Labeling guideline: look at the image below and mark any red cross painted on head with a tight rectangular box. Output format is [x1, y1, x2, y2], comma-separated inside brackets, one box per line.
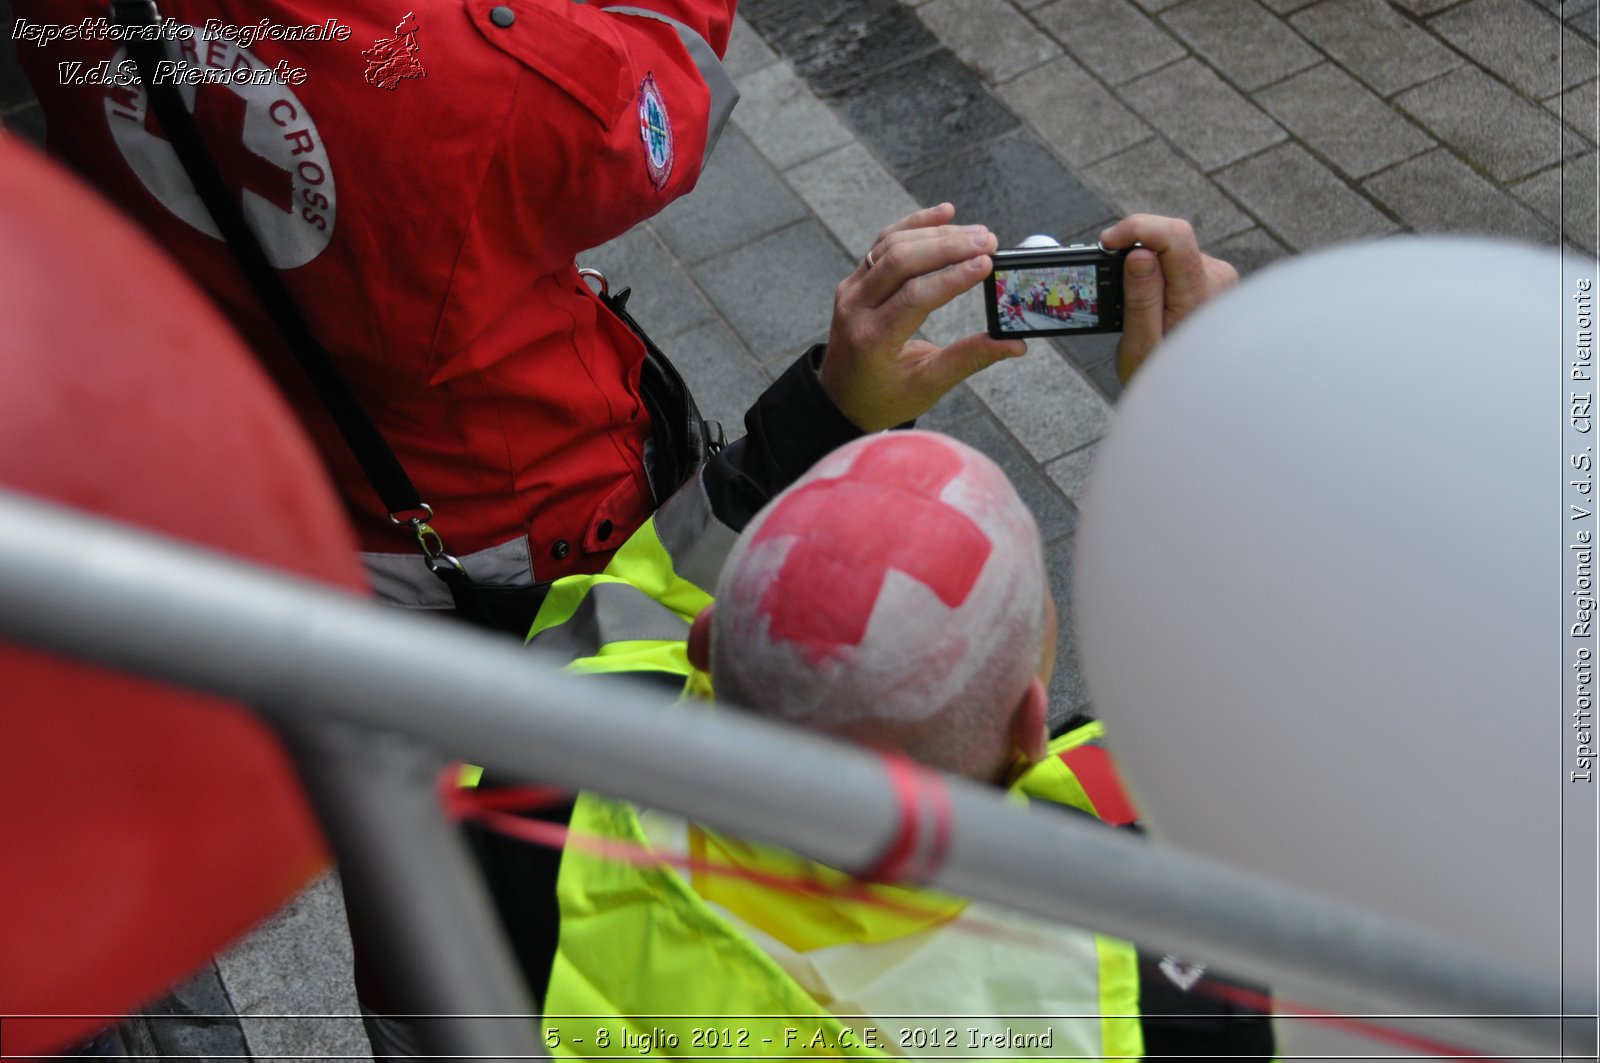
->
[143, 84, 294, 215]
[751, 435, 993, 666]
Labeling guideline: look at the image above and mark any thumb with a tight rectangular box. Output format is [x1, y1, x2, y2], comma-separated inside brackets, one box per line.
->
[1115, 248, 1163, 384]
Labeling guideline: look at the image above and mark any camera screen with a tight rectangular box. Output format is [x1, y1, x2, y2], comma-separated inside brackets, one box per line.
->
[992, 263, 1101, 334]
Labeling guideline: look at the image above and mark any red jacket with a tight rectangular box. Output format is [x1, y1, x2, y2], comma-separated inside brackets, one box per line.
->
[14, 0, 737, 603]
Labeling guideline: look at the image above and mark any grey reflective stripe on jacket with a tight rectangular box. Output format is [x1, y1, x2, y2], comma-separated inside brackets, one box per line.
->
[603, 5, 739, 164]
[525, 474, 736, 662]
[527, 580, 691, 662]
[362, 535, 533, 609]
[652, 473, 739, 594]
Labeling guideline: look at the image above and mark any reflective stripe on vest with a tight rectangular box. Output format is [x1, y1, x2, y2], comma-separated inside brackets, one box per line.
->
[1055, 741, 1140, 827]
[649, 472, 740, 595]
[544, 728, 1144, 1060]
[1012, 720, 1140, 827]
[525, 475, 727, 675]
[528, 579, 691, 668]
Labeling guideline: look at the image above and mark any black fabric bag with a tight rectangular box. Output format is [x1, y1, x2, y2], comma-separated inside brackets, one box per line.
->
[588, 272, 725, 499]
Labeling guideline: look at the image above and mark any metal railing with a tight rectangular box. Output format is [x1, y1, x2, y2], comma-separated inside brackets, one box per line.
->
[0, 487, 1584, 1061]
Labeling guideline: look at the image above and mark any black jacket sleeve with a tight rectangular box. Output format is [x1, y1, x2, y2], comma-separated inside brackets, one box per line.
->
[700, 344, 867, 532]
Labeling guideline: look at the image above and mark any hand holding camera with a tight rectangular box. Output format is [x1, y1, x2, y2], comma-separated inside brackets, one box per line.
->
[981, 214, 1239, 385]
[819, 203, 1026, 432]
[818, 209, 1237, 431]
[1102, 214, 1240, 384]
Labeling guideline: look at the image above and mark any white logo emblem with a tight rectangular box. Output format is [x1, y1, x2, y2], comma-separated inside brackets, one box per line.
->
[1159, 954, 1208, 992]
[102, 29, 335, 268]
[637, 72, 673, 191]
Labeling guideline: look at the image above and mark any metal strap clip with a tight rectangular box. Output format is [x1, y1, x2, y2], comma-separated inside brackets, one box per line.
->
[388, 503, 466, 579]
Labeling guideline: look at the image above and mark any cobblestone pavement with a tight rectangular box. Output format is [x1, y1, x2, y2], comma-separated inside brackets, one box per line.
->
[3, 0, 1596, 1055]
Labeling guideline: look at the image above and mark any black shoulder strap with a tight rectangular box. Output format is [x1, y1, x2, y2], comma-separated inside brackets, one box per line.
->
[108, 0, 463, 579]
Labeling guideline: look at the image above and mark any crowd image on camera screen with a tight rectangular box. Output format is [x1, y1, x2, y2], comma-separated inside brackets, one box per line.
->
[995, 265, 1100, 332]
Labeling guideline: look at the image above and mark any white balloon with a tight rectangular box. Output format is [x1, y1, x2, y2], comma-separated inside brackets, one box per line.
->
[1074, 238, 1597, 1025]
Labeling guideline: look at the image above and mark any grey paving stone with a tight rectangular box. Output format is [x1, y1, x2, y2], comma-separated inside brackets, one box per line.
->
[1131, 0, 1202, 17]
[1388, 0, 1467, 14]
[1289, 0, 1462, 95]
[1256, 62, 1436, 178]
[1062, 218, 1120, 245]
[652, 126, 807, 265]
[724, 14, 779, 79]
[215, 872, 370, 1062]
[1395, 66, 1579, 182]
[918, 381, 985, 430]
[748, 0, 941, 96]
[829, 50, 1018, 178]
[1215, 141, 1398, 248]
[943, 408, 1080, 544]
[692, 219, 854, 359]
[1363, 148, 1556, 241]
[1430, 0, 1596, 98]
[1570, 0, 1599, 40]
[730, 60, 855, 171]
[1033, 0, 1189, 85]
[916, 0, 1064, 83]
[1256, 0, 1327, 16]
[1043, 533, 1091, 723]
[920, 283, 991, 351]
[904, 129, 1117, 248]
[577, 226, 715, 342]
[734, 0, 807, 17]
[962, 341, 1112, 461]
[1208, 224, 1294, 276]
[1056, 331, 1123, 370]
[664, 318, 775, 432]
[997, 55, 1154, 169]
[135, 965, 253, 1062]
[1082, 138, 1254, 243]
[1084, 356, 1126, 402]
[1516, 0, 1593, 36]
[1044, 440, 1104, 507]
[1512, 152, 1600, 251]
[1550, 78, 1599, 142]
[1159, 0, 1322, 90]
[785, 141, 923, 259]
[1119, 59, 1287, 171]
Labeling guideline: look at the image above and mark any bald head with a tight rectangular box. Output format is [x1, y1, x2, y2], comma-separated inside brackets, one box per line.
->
[708, 431, 1049, 781]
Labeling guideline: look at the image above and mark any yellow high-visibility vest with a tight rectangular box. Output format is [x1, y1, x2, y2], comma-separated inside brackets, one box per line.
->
[542, 725, 1143, 1061]
[522, 480, 1142, 1060]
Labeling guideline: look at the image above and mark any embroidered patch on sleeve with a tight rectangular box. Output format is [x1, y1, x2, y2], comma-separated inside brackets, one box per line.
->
[637, 72, 674, 190]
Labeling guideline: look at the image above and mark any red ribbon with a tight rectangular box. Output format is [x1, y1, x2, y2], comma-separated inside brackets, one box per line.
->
[440, 762, 1506, 1061]
[853, 752, 953, 885]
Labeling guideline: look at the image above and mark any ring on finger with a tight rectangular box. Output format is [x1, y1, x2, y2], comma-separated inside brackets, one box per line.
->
[865, 249, 877, 270]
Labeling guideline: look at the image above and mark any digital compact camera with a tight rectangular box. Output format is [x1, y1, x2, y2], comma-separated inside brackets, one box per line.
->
[983, 242, 1128, 339]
